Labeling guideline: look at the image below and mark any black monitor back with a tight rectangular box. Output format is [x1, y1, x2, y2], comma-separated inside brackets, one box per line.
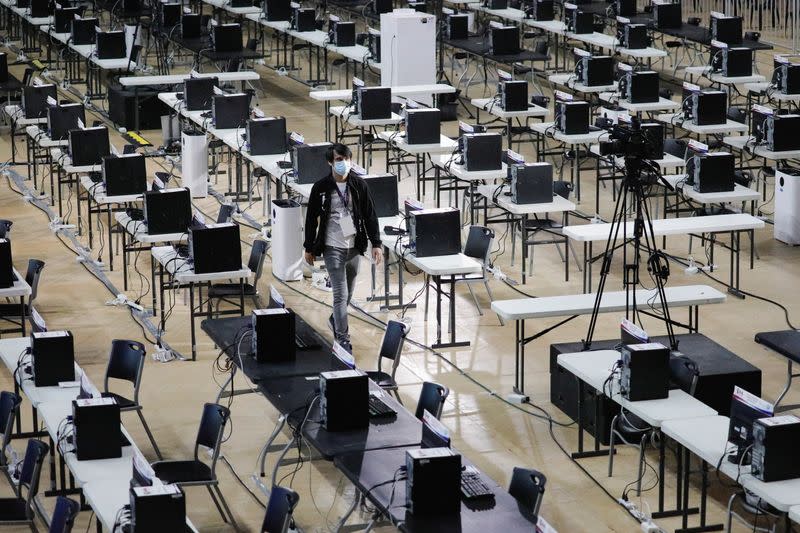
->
[144, 188, 193, 235]
[48, 104, 85, 140]
[68, 127, 110, 167]
[184, 77, 218, 111]
[364, 174, 399, 218]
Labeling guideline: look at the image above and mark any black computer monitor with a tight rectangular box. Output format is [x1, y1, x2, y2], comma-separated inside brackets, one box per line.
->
[364, 174, 399, 218]
[293, 143, 331, 184]
[184, 77, 218, 111]
[160, 2, 181, 27]
[181, 13, 202, 39]
[71, 17, 98, 45]
[212, 93, 250, 129]
[48, 103, 85, 141]
[23, 84, 57, 119]
[53, 7, 81, 33]
[68, 127, 110, 167]
[212, 23, 243, 53]
[29, 0, 50, 19]
[0, 53, 8, 84]
[0, 238, 13, 290]
[102, 154, 147, 196]
[727, 386, 773, 464]
[143, 188, 193, 235]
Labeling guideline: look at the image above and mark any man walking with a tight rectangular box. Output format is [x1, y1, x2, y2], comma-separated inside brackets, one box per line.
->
[303, 143, 382, 352]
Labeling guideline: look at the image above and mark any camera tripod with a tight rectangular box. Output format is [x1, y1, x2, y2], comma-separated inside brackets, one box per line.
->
[582, 153, 679, 351]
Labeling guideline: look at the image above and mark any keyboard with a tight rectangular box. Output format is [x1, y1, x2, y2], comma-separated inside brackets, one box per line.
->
[295, 332, 320, 350]
[461, 466, 494, 501]
[368, 394, 396, 418]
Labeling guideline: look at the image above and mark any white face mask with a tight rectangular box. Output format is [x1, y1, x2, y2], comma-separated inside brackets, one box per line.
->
[333, 159, 350, 177]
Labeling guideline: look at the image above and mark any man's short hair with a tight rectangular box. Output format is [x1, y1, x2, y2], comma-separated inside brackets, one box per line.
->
[326, 143, 352, 163]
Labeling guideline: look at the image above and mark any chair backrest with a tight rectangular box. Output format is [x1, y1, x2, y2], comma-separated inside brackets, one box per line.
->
[18, 439, 48, 518]
[376, 320, 407, 373]
[49, 496, 80, 533]
[225, 58, 242, 72]
[216, 204, 235, 224]
[129, 44, 143, 64]
[261, 485, 299, 533]
[24, 260, 45, 305]
[0, 392, 21, 468]
[463, 226, 494, 265]
[669, 354, 700, 396]
[21, 68, 34, 86]
[664, 138, 687, 159]
[508, 467, 546, 523]
[534, 40, 548, 56]
[248, 240, 269, 285]
[0, 220, 11, 238]
[553, 181, 572, 200]
[727, 106, 746, 124]
[194, 403, 230, 477]
[415, 382, 449, 420]
[105, 340, 146, 401]
[246, 37, 258, 51]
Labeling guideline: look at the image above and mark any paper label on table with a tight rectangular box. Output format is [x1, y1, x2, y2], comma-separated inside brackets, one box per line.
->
[759, 414, 800, 426]
[251, 108, 265, 119]
[253, 308, 288, 316]
[352, 76, 365, 88]
[58, 381, 80, 388]
[573, 47, 590, 57]
[627, 342, 667, 351]
[621, 318, 648, 343]
[506, 149, 524, 164]
[212, 86, 225, 96]
[709, 10, 724, 18]
[133, 484, 181, 497]
[442, 6, 454, 14]
[489, 20, 505, 29]
[687, 140, 708, 153]
[616, 16, 630, 23]
[497, 69, 512, 81]
[269, 285, 285, 308]
[459, 121, 474, 133]
[733, 386, 774, 415]
[183, 6, 191, 13]
[554, 90, 573, 102]
[75, 397, 116, 407]
[322, 369, 362, 380]
[32, 77, 44, 86]
[193, 211, 206, 225]
[422, 410, 450, 440]
[332, 343, 356, 368]
[752, 104, 773, 116]
[564, 2, 577, 8]
[405, 99, 420, 111]
[775, 54, 791, 64]
[34, 330, 69, 338]
[329, 14, 340, 21]
[351, 163, 366, 175]
[618, 111, 632, 123]
[46, 96, 57, 107]
[617, 62, 633, 72]
[289, 131, 304, 145]
[290, 1, 300, 8]
[537, 516, 558, 533]
[73, 13, 80, 19]
[30, 308, 46, 332]
[711, 39, 728, 49]
[682, 81, 701, 92]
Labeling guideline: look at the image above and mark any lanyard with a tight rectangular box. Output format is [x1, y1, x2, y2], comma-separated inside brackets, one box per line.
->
[334, 183, 350, 213]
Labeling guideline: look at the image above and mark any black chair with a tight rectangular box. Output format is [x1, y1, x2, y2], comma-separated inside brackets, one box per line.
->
[0, 392, 21, 480]
[414, 382, 449, 420]
[207, 239, 269, 317]
[522, 181, 579, 281]
[151, 403, 238, 529]
[450, 226, 502, 325]
[0, 259, 45, 336]
[0, 439, 48, 531]
[365, 320, 408, 402]
[261, 485, 299, 533]
[216, 204, 235, 224]
[728, 106, 747, 124]
[508, 467, 547, 523]
[101, 340, 162, 459]
[48, 496, 80, 533]
[0, 220, 11, 238]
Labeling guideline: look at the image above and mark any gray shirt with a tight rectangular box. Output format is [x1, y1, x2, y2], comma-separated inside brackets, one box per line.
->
[325, 181, 355, 249]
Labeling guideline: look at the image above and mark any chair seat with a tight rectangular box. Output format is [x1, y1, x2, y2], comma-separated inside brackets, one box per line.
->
[208, 283, 256, 298]
[665, 41, 682, 48]
[0, 304, 29, 318]
[524, 219, 561, 230]
[152, 459, 213, 484]
[365, 371, 397, 389]
[101, 392, 137, 410]
[0, 497, 29, 522]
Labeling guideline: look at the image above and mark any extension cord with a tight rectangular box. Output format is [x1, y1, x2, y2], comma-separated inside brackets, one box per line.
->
[152, 347, 176, 363]
[684, 256, 698, 275]
[506, 392, 530, 404]
[640, 521, 660, 533]
[251, 474, 270, 496]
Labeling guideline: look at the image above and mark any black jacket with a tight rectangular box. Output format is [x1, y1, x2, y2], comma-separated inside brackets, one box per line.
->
[303, 172, 382, 256]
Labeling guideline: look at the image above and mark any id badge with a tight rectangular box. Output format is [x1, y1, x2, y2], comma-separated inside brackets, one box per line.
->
[340, 214, 357, 237]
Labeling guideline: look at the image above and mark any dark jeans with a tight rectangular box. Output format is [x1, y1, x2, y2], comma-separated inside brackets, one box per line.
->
[323, 246, 361, 344]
